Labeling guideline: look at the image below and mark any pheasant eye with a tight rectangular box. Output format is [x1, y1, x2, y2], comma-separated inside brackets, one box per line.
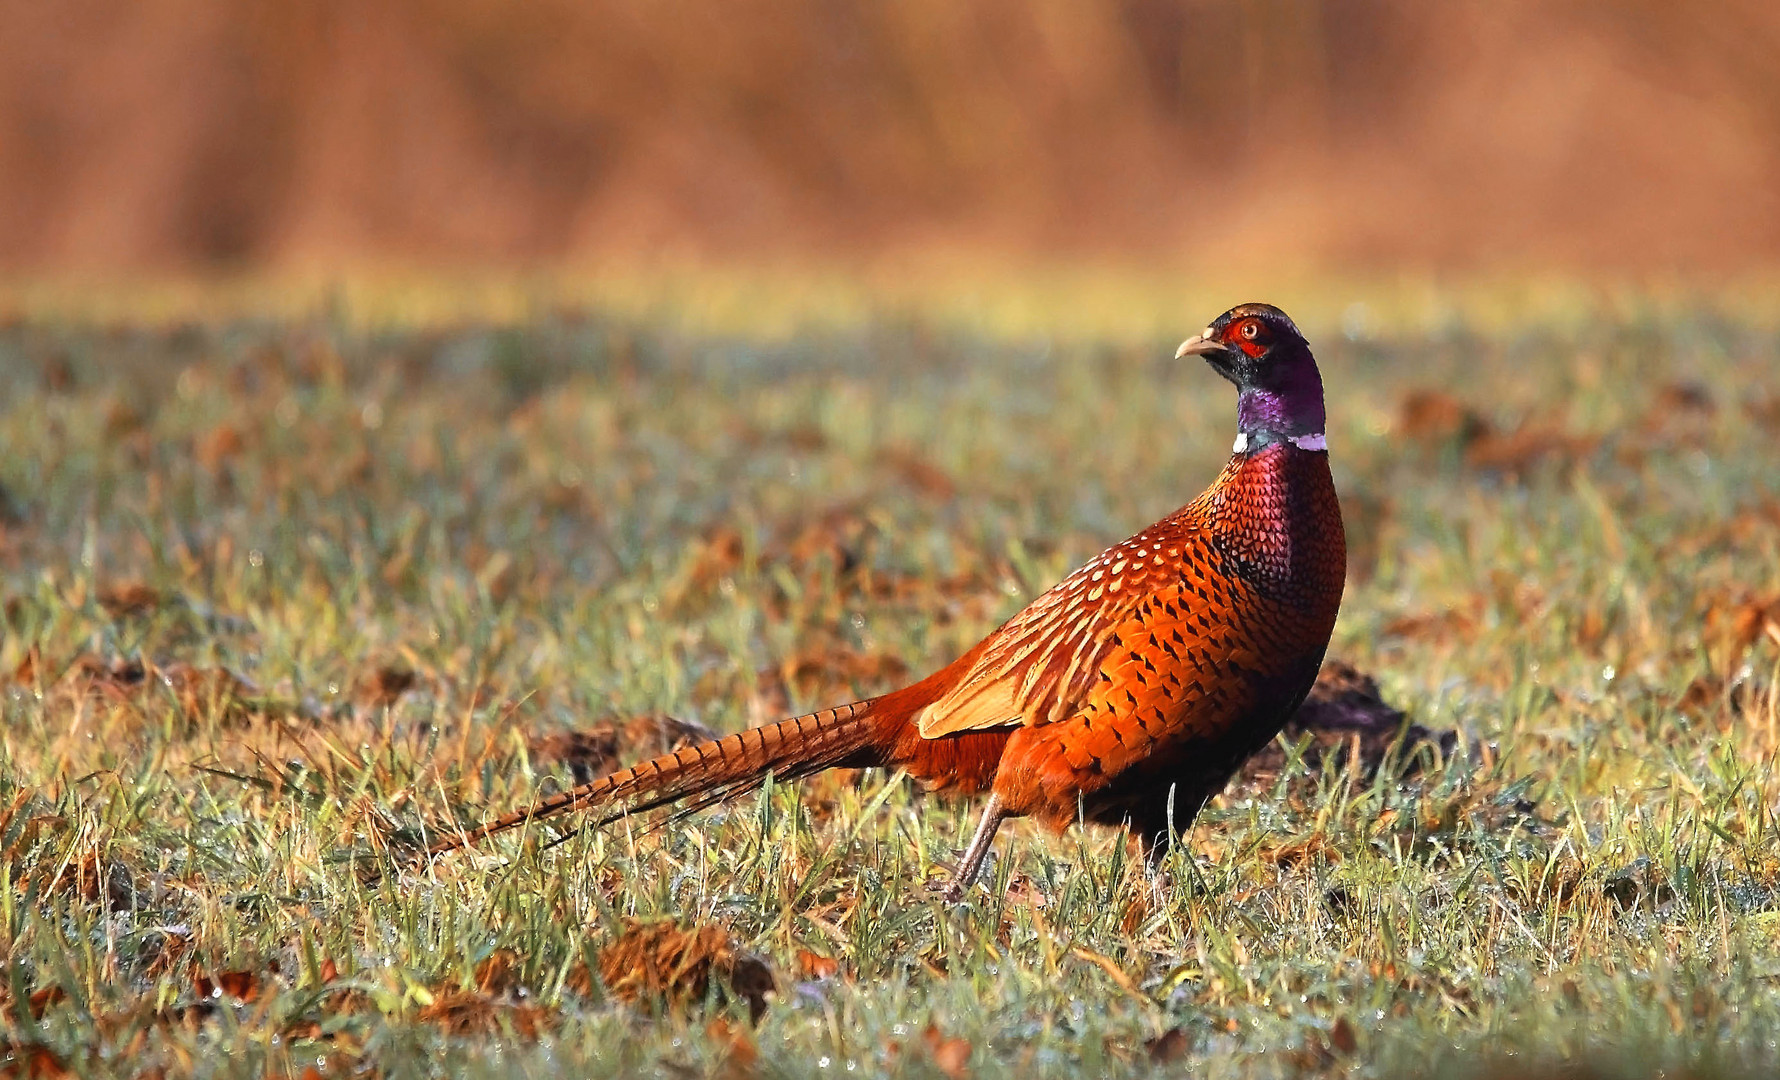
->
[1240, 321, 1259, 340]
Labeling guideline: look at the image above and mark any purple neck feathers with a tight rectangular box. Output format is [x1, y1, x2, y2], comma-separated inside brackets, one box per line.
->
[1237, 357, 1325, 439]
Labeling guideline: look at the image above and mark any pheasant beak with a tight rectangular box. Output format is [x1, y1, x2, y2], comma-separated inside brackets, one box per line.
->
[1177, 329, 1241, 384]
[1174, 330, 1224, 359]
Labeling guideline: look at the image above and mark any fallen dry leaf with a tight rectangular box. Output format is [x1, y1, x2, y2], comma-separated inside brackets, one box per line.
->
[193, 967, 268, 1004]
[622, 714, 723, 759]
[1145, 1027, 1189, 1063]
[44, 851, 137, 911]
[593, 919, 775, 1022]
[1747, 389, 1780, 431]
[1705, 591, 1780, 666]
[1650, 380, 1716, 417]
[1399, 390, 1490, 447]
[530, 713, 726, 785]
[103, 399, 144, 438]
[794, 949, 840, 980]
[529, 726, 622, 783]
[1379, 598, 1482, 644]
[682, 526, 747, 593]
[882, 445, 957, 499]
[358, 665, 417, 708]
[8, 647, 40, 685]
[1258, 833, 1342, 869]
[922, 1025, 972, 1080]
[706, 1016, 760, 1078]
[1673, 672, 1764, 719]
[414, 991, 552, 1038]
[97, 582, 163, 618]
[0, 1043, 70, 1079]
[142, 927, 194, 979]
[782, 508, 874, 577]
[25, 988, 66, 1020]
[35, 654, 268, 733]
[779, 644, 908, 701]
[471, 949, 523, 995]
[195, 424, 245, 471]
[153, 662, 259, 724]
[1463, 422, 1595, 476]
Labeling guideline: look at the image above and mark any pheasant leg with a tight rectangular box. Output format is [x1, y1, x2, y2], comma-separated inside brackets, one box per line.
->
[943, 794, 1008, 902]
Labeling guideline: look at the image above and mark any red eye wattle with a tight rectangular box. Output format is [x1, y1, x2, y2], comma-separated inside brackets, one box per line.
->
[1228, 318, 1271, 356]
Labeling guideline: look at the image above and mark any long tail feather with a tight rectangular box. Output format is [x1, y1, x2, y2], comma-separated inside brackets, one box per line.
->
[423, 698, 888, 861]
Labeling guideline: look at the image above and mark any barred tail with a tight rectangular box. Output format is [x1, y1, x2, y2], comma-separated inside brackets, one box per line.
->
[424, 699, 892, 860]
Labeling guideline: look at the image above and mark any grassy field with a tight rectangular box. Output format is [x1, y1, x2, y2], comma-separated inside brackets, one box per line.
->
[2, 281, 1778, 1078]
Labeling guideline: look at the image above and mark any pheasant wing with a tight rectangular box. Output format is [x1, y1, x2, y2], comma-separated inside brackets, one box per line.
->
[916, 522, 1212, 737]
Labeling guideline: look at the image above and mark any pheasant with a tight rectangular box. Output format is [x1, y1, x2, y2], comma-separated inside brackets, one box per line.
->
[421, 303, 1345, 898]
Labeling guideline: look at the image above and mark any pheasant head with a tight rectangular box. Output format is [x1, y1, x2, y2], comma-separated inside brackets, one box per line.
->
[1176, 303, 1325, 453]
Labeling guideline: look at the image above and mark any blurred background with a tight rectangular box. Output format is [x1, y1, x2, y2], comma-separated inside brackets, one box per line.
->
[3, 0, 1778, 278]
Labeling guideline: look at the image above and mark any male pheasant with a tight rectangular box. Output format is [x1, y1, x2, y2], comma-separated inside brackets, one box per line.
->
[423, 304, 1346, 898]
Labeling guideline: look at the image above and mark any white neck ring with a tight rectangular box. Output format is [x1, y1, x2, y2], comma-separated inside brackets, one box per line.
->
[1232, 432, 1326, 453]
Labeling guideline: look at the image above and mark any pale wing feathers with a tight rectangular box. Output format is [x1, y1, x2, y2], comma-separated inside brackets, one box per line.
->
[915, 524, 1206, 738]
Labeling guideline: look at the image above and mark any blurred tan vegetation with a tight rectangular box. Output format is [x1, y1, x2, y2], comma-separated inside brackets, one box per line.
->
[3, 0, 1778, 273]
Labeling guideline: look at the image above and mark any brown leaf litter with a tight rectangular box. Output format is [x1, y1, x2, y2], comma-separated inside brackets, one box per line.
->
[1144, 1026, 1189, 1063]
[589, 918, 775, 1022]
[1672, 669, 1768, 720]
[529, 714, 721, 784]
[356, 664, 417, 708]
[1397, 390, 1598, 476]
[0, 1042, 70, 1079]
[1398, 390, 1491, 447]
[22, 945, 554, 1065]
[920, 1024, 972, 1079]
[794, 949, 841, 980]
[9, 652, 264, 730]
[194, 423, 247, 472]
[39, 850, 140, 912]
[777, 643, 909, 702]
[671, 506, 1005, 625]
[1379, 594, 1485, 645]
[96, 581, 165, 619]
[1702, 590, 1780, 667]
